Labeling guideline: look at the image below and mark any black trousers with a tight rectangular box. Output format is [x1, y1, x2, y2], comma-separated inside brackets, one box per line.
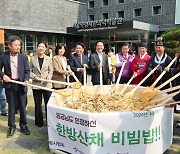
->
[5, 83, 27, 128]
[32, 89, 52, 127]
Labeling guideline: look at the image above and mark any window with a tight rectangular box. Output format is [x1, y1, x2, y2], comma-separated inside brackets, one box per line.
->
[118, 0, 124, 3]
[89, 1, 94, 8]
[118, 11, 124, 18]
[102, 12, 109, 19]
[103, 0, 108, 6]
[153, 6, 162, 15]
[25, 34, 36, 51]
[89, 15, 94, 21]
[134, 8, 142, 17]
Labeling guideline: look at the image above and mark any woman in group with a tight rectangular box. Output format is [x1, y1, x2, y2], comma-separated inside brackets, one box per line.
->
[52, 43, 72, 89]
[30, 41, 53, 127]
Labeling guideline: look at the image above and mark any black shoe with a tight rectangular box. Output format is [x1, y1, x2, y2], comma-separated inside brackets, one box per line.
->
[20, 125, 30, 135]
[7, 127, 16, 138]
[1, 113, 8, 116]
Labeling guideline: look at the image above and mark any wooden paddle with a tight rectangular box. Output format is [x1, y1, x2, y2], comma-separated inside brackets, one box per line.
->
[38, 78, 82, 89]
[141, 90, 179, 110]
[123, 65, 159, 99]
[83, 65, 87, 86]
[141, 56, 177, 101]
[149, 90, 179, 104]
[82, 65, 88, 92]
[68, 68, 80, 83]
[111, 61, 126, 93]
[145, 101, 180, 110]
[119, 72, 137, 96]
[10, 80, 71, 97]
[146, 85, 180, 105]
[161, 85, 180, 93]
[141, 72, 180, 101]
[115, 61, 126, 85]
[156, 72, 180, 90]
[100, 66, 103, 87]
[98, 66, 105, 94]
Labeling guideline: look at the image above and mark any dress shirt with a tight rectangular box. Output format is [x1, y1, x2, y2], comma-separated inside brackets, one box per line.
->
[10, 53, 18, 79]
[97, 52, 103, 65]
[78, 54, 82, 64]
[140, 52, 147, 59]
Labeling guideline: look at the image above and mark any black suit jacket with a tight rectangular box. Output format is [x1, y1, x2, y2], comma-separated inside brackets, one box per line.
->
[89, 52, 109, 85]
[68, 53, 88, 83]
[0, 51, 30, 92]
[147, 53, 173, 89]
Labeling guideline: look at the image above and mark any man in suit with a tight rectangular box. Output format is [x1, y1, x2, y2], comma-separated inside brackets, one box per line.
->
[89, 41, 109, 85]
[68, 42, 88, 84]
[47, 47, 55, 58]
[147, 37, 174, 89]
[0, 35, 30, 138]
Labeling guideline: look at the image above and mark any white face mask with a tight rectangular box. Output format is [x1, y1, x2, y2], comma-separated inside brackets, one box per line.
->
[30, 53, 33, 56]
[108, 52, 113, 56]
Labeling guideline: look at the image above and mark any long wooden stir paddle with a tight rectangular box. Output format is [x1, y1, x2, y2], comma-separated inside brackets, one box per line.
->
[10, 80, 71, 97]
[97, 66, 105, 94]
[149, 90, 179, 104]
[123, 65, 159, 99]
[83, 65, 87, 87]
[119, 72, 137, 96]
[111, 61, 126, 93]
[161, 85, 180, 93]
[38, 78, 82, 89]
[141, 56, 177, 101]
[145, 101, 180, 110]
[115, 61, 126, 85]
[141, 72, 180, 101]
[68, 68, 81, 83]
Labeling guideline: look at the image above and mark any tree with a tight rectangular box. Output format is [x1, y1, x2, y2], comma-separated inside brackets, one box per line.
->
[161, 27, 180, 53]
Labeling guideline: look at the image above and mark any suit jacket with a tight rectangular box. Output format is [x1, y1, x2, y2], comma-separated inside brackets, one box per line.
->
[47, 53, 55, 58]
[52, 55, 69, 88]
[30, 55, 53, 89]
[68, 53, 88, 83]
[89, 52, 109, 85]
[0, 51, 30, 92]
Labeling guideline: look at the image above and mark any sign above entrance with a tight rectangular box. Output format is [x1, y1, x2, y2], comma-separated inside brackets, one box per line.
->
[73, 18, 123, 32]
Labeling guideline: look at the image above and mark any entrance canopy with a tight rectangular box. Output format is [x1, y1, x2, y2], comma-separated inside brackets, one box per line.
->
[67, 20, 159, 34]
[67, 20, 159, 54]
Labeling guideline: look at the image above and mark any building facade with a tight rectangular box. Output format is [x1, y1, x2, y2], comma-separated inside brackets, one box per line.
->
[0, 0, 179, 55]
[0, 0, 86, 56]
[68, 0, 180, 53]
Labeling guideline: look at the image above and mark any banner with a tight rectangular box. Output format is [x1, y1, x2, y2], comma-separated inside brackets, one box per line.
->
[47, 95, 173, 154]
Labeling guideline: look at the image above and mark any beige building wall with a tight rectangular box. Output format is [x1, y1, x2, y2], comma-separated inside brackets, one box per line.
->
[0, 0, 87, 33]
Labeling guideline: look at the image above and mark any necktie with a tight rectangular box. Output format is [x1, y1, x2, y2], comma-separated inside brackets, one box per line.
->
[78, 55, 82, 64]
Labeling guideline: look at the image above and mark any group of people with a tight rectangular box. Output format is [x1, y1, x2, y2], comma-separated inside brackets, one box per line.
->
[0, 35, 179, 139]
